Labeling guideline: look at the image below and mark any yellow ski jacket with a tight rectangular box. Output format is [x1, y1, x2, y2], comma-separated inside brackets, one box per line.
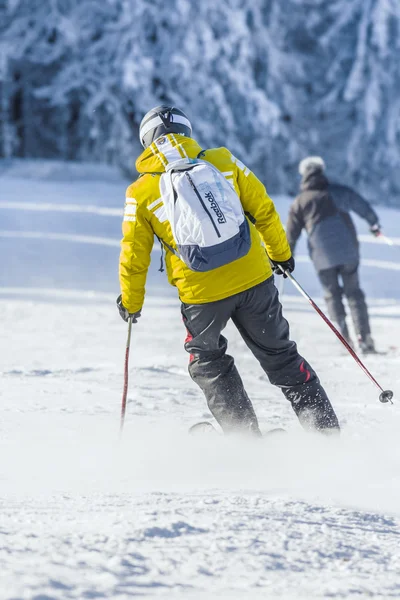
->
[119, 134, 291, 313]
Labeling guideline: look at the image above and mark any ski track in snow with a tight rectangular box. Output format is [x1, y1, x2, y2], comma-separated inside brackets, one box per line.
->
[1, 163, 400, 599]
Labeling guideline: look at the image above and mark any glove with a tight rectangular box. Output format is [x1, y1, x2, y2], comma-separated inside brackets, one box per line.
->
[370, 223, 381, 237]
[116, 295, 141, 323]
[270, 256, 295, 278]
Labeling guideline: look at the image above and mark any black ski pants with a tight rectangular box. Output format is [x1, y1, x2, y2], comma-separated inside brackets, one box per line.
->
[181, 277, 339, 434]
[318, 263, 371, 340]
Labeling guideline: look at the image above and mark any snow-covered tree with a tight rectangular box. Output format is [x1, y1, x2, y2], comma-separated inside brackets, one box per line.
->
[1, 0, 399, 204]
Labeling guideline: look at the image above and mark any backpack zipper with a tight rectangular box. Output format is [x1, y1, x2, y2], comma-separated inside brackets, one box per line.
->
[185, 171, 221, 238]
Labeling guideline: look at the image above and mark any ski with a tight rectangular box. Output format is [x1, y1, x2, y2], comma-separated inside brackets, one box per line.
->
[189, 422, 287, 437]
[340, 346, 398, 357]
[188, 421, 218, 436]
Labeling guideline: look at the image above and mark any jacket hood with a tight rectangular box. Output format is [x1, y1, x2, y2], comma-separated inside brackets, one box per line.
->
[301, 169, 329, 191]
[135, 134, 203, 174]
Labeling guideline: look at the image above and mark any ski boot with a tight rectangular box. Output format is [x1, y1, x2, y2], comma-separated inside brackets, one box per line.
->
[358, 334, 377, 355]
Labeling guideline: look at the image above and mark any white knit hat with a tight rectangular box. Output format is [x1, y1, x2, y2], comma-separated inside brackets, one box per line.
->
[298, 156, 326, 176]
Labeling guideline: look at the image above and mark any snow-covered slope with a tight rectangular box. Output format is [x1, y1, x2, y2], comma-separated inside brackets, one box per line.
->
[1, 161, 400, 599]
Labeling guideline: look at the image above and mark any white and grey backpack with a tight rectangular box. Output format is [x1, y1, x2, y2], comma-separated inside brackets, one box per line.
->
[159, 158, 250, 272]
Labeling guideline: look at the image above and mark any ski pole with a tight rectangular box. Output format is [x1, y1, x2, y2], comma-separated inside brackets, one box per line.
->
[377, 231, 400, 250]
[120, 316, 133, 434]
[279, 268, 393, 404]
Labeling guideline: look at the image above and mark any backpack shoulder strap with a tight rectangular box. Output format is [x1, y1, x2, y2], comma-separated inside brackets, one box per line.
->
[139, 172, 163, 177]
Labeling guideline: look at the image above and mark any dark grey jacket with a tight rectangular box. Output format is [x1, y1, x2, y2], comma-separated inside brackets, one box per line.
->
[286, 171, 379, 272]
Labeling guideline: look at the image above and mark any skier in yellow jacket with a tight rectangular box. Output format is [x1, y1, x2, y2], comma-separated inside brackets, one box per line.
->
[117, 105, 339, 435]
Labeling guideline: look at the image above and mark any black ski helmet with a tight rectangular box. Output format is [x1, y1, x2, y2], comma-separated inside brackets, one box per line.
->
[139, 105, 192, 148]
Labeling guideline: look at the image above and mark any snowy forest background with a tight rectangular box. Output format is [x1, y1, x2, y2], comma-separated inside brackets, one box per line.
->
[1, 0, 400, 205]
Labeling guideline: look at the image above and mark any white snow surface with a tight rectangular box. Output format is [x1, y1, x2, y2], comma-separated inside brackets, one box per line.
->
[1, 160, 400, 599]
